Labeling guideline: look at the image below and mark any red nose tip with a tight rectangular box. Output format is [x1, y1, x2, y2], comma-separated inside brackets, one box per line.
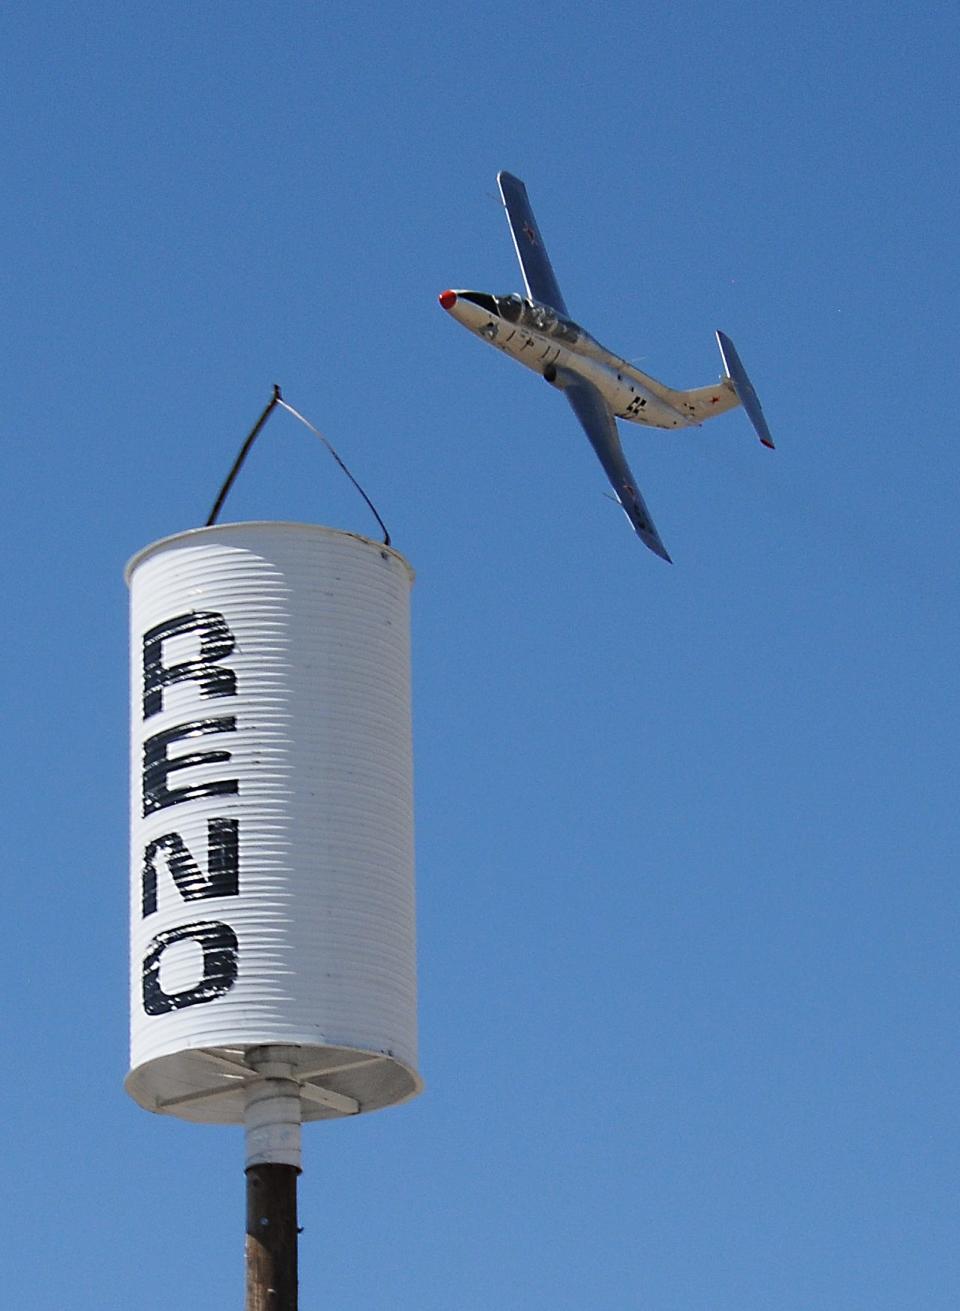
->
[438, 290, 457, 310]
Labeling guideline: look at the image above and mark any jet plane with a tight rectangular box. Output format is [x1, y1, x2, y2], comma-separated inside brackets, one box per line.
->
[439, 171, 774, 562]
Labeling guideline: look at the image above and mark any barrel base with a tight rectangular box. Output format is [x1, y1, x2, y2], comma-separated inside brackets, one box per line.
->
[125, 1041, 422, 1124]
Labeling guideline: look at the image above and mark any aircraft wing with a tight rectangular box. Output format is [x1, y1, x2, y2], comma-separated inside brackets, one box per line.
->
[556, 369, 671, 562]
[498, 171, 570, 317]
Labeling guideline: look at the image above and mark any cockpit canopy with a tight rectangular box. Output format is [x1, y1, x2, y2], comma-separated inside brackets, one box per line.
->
[459, 291, 582, 345]
[459, 291, 500, 316]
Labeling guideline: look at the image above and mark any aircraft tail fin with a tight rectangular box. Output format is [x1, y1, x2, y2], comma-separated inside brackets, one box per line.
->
[715, 330, 775, 449]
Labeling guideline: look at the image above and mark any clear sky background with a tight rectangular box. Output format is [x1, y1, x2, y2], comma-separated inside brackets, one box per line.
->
[2, 3, 957, 1307]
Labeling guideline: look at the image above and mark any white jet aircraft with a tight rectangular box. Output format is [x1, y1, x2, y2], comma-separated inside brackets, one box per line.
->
[439, 171, 774, 562]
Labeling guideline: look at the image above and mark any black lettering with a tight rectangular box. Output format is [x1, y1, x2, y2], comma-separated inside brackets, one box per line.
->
[142, 921, 239, 1015]
[142, 717, 238, 816]
[142, 818, 239, 917]
[143, 611, 236, 720]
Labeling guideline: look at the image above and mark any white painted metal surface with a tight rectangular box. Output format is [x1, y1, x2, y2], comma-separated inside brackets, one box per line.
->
[244, 1049, 302, 1169]
[125, 523, 420, 1123]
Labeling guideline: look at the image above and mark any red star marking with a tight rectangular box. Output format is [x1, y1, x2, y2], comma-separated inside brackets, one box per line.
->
[522, 223, 538, 246]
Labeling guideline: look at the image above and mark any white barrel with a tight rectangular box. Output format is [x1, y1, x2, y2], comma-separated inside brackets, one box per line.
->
[125, 523, 420, 1124]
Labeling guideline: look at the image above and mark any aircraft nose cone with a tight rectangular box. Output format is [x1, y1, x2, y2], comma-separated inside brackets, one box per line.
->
[438, 290, 457, 310]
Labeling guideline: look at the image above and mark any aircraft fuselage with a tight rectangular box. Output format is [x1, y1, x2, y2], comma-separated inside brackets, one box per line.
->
[439, 290, 698, 430]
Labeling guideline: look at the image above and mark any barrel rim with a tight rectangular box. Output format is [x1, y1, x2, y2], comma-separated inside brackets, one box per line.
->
[125, 521, 414, 587]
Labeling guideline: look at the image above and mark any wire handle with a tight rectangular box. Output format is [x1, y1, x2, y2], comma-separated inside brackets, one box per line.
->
[206, 385, 391, 546]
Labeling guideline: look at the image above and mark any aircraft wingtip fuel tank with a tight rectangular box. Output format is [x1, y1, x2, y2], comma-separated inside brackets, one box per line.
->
[439, 173, 775, 561]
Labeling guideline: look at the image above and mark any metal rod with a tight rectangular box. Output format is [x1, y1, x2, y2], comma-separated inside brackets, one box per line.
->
[205, 385, 391, 544]
[274, 397, 391, 545]
[245, 1163, 299, 1311]
[206, 385, 282, 526]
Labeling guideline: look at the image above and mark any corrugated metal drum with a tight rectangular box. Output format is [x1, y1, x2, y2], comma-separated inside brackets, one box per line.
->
[125, 522, 420, 1124]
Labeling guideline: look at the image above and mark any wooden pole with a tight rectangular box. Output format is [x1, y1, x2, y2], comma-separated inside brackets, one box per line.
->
[245, 1162, 299, 1310]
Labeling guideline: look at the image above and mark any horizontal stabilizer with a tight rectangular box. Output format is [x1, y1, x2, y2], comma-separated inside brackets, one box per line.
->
[716, 330, 775, 449]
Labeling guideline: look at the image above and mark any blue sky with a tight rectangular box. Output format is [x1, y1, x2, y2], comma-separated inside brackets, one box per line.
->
[2, 3, 958, 1307]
